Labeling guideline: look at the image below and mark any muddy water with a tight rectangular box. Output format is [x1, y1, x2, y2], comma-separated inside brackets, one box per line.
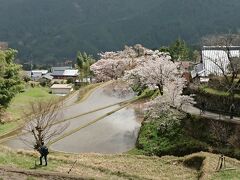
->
[3, 84, 141, 153]
[60, 86, 134, 121]
[52, 107, 141, 153]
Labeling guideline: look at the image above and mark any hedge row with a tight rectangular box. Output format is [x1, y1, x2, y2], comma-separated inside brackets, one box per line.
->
[137, 113, 240, 159]
[189, 87, 240, 116]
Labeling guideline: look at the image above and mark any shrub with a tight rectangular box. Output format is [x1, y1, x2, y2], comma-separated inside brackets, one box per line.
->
[189, 86, 240, 116]
[137, 112, 240, 158]
[67, 78, 74, 84]
[137, 116, 208, 157]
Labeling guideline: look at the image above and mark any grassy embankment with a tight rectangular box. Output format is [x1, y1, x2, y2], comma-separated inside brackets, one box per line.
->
[128, 114, 210, 159]
[1, 145, 240, 179]
[0, 83, 102, 138]
[77, 83, 102, 102]
[0, 87, 58, 136]
[201, 86, 240, 98]
[127, 88, 202, 155]
[129, 88, 240, 171]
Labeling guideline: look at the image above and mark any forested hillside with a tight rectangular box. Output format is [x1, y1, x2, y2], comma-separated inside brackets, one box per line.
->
[0, 0, 240, 64]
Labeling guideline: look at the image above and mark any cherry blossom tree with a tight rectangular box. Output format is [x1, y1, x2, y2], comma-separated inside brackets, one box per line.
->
[90, 58, 127, 82]
[145, 78, 194, 119]
[124, 56, 175, 95]
[90, 44, 171, 82]
[90, 44, 194, 123]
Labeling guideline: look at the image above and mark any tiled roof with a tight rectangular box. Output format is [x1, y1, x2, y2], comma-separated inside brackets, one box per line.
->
[52, 70, 65, 76]
[51, 66, 72, 72]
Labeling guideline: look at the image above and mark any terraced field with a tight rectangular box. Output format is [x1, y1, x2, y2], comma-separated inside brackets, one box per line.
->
[2, 82, 141, 154]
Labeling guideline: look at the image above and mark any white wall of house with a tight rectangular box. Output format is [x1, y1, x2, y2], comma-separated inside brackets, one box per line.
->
[51, 88, 72, 95]
[50, 84, 73, 95]
[202, 47, 240, 76]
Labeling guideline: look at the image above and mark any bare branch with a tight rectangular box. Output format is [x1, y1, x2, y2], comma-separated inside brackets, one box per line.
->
[22, 99, 68, 150]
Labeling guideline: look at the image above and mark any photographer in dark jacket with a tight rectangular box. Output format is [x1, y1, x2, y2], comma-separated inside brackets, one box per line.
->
[37, 142, 49, 166]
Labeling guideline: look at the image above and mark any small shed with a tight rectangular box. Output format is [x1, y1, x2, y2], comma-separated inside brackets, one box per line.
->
[50, 84, 73, 95]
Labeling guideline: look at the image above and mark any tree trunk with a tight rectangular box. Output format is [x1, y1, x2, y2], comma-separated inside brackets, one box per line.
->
[157, 84, 164, 95]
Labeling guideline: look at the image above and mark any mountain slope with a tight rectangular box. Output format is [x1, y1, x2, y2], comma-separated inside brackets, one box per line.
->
[0, 0, 240, 64]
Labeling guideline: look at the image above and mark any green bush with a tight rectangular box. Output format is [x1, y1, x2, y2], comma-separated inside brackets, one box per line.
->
[138, 89, 157, 99]
[137, 119, 208, 157]
[66, 78, 74, 84]
[189, 87, 240, 116]
[137, 111, 240, 159]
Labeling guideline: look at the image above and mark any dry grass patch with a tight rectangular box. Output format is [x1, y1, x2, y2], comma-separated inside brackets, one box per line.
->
[183, 152, 240, 180]
[51, 153, 199, 179]
[1, 146, 240, 179]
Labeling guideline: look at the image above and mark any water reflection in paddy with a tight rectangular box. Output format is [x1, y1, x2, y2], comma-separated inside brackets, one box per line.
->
[3, 84, 141, 153]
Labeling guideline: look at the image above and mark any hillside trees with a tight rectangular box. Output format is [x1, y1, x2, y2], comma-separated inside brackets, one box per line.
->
[1, 0, 240, 64]
[160, 38, 190, 62]
[0, 49, 23, 122]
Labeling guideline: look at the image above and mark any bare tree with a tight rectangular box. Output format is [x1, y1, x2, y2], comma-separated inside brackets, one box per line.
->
[210, 120, 232, 171]
[21, 100, 69, 150]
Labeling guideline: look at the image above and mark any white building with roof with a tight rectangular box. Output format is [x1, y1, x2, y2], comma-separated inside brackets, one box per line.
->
[24, 70, 48, 81]
[202, 46, 240, 76]
[51, 66, 79, 79]
[63, 69, 78, 77]
[50, 84, 73, 95]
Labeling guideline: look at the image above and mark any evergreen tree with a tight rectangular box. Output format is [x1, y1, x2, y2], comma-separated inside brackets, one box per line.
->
[76, 51, 95, 81]
[169, 38, 190, 61]
[0, 49, 23, 122]
[160, 38, 190, 62]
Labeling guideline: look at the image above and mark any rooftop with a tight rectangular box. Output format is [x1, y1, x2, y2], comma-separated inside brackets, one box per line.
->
[31, 70, 48, 74]
[52, 69, 79, 77]
[42, 73, 54, 80]
[51, 84, 73, 89]
[202, 46, 240, 51]
[63, 69, 78, 76]
[51, 66, 72, 72]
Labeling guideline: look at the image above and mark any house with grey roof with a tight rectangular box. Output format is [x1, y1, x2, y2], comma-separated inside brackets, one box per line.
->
[51, 66, 79, 80]
[42, 73, 54, 80]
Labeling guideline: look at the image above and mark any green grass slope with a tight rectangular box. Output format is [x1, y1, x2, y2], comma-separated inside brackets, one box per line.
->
[0, 87, 58, 137]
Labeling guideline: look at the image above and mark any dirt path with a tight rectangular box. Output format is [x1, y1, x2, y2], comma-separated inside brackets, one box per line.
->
[0, 166, 85, 180]
[182, 104, 240, 125]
